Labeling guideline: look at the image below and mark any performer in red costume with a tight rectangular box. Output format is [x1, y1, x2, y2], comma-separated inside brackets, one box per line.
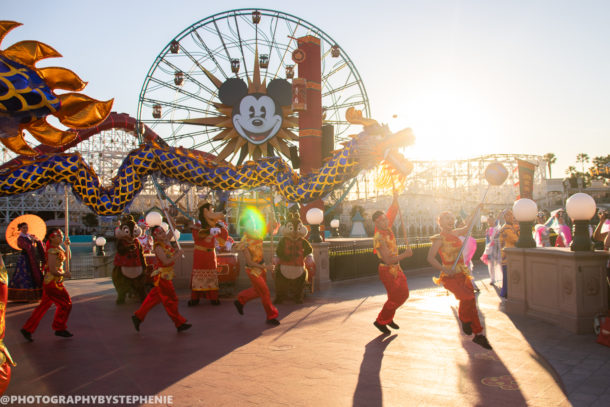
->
[0, 254, 15, 394]
[427, 206, 492, 350]
[8, 222, 45, 302]
[371, 192, 412, 334]
[233, 215, 280, 326]
[132, 225, 191, 333]
[21, 228, 73, 340]
[188, 203, 229, 307]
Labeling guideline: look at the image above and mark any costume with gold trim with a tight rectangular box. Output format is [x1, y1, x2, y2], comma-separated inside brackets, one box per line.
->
[22, 246, 72, 335]
[373, 199, 409, 325]
[134, 240, 186, 328]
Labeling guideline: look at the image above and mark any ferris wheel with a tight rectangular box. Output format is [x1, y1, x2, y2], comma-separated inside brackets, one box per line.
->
[137, 8, 370, 165]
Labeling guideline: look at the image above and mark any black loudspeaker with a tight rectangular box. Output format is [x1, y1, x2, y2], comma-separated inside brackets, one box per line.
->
[322, 124, 334, 159]
[289, 145, 300, 169]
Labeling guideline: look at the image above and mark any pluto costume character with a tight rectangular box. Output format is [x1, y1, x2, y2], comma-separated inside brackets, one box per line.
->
[112, 216, 146, 304]
[274, 211, 313, 304]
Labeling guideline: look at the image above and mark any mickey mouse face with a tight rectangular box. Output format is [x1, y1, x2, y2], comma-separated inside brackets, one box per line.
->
[219, 77, 292, 146]
[233, 94, 282, 145]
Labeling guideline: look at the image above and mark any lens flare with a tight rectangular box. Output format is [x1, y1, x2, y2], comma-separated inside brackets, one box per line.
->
[239, 206, 267, 238]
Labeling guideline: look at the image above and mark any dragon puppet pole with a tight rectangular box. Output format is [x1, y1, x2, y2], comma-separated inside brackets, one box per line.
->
[391, 179, 407, 242]
[64, 186, 70, 274]
[153, 180, 184, 258]
[447, 162, 508, 273]
[448, 187, 489, 273]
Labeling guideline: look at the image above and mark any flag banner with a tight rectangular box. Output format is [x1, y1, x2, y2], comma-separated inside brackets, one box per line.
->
[517, 159, 536, 199]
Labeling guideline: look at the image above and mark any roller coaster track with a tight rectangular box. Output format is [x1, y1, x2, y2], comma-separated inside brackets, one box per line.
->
[0, 112, 218, 171]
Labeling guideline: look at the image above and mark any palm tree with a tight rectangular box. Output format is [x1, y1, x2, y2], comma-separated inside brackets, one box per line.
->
[543, 153, 557, 178]
[576, 153, 590, 174]
[565, 166, 577, 176]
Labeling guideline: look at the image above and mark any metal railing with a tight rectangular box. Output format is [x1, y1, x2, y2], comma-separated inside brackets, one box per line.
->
[328, 238, 485, 281]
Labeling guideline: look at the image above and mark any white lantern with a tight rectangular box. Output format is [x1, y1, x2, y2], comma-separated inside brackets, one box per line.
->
[172, 230, 181, 241]
[512, 199, 538, 222]
[480, 215, 488, 224]
[566, 193, 596, 221]
[306, 208, 324, 225]
[330, 219, 340, 228]
[145, 211, 163, 227]
[95, 236, 107, 246]
[161, 222, 169, 233]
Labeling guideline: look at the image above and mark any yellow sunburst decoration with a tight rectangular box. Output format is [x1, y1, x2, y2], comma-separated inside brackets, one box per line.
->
[179, 49, 297, 163]
[0, 21, 113, 156]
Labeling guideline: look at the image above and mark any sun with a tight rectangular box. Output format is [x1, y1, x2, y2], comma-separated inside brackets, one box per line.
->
[179, 50, 297, 164]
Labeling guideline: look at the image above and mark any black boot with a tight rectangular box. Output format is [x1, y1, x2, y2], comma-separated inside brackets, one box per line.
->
[473, 334, 492, 350]
[20, 328, 33, 342]
[266, 318, 280, 326]
[461, 321, 472, 335]
[54, 330, 73, 338]
[234, 300, 244, 315]
[177, 323, 192, 332]
[131, 315, 141, 332]
[187, 299, 199, 307]
[373, 321, 390, 335]
[388, 321, 400, 330]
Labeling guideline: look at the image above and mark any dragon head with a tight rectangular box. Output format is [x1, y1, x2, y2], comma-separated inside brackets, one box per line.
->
[0, 21, 113, 156]
[345, 108, 415, 189]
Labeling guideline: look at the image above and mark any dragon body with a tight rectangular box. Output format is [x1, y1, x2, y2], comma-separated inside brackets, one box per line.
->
[0, 22, 416, 215]
[0, 122, 414, 215]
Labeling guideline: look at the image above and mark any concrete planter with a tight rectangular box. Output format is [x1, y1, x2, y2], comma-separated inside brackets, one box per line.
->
[505, 247, 609, 334]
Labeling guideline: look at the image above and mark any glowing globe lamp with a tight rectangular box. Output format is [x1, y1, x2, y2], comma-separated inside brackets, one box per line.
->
[95, 236, 107, 256]
[513, 198, 537, 248]
[566, 193, 596, 251]
[145, 211, 163, 227]
[306, 208, 324, 243]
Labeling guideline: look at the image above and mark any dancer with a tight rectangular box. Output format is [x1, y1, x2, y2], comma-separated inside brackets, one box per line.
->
[0, 254, 15, 394]
[371, 192, 412, 335]
[188, 203, 229, 306]
[21, 228, 73, 341]
[499, 209, 519, 298]
[481, 213, 502, 286]
[132, 224, 191, 332]
[233, 215, 280, 326]
[553, 210, 572, 248]
[8, 222, 45, 302]
[534, 212, 552, 247]
[427, 206, 493, 349]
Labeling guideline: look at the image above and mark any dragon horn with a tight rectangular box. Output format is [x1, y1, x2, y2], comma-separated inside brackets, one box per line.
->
[0, 21, 21, 47]
[345, 107, 379, 127]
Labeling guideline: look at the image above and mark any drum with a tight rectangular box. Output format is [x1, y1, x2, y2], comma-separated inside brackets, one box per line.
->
[217, 253, 239, 283]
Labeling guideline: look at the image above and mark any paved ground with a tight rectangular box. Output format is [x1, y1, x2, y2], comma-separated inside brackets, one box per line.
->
[4, 263, 610, 407]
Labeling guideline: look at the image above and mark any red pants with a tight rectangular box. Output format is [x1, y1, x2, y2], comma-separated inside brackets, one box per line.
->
[0, 362, 9, 395]
[135, 279, 186, 328]
[190, 290, 219, 301]
[22, 281, 72, 333]
[237, 268, 278, 320]
[440, 273, 482, 334]
[376, 265, 409, 325]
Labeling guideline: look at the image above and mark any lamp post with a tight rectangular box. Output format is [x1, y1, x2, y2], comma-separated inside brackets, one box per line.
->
[306, 208, 324, 243]
[566, 192, 596, 251]
[330, 219, 340, 237]
[145, 211, 163, 228]
[513, 198, 537, 248]
[95, 236, 107, 256]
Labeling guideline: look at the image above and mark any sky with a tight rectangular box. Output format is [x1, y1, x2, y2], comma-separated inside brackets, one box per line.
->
[3, 0, 609, 178]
